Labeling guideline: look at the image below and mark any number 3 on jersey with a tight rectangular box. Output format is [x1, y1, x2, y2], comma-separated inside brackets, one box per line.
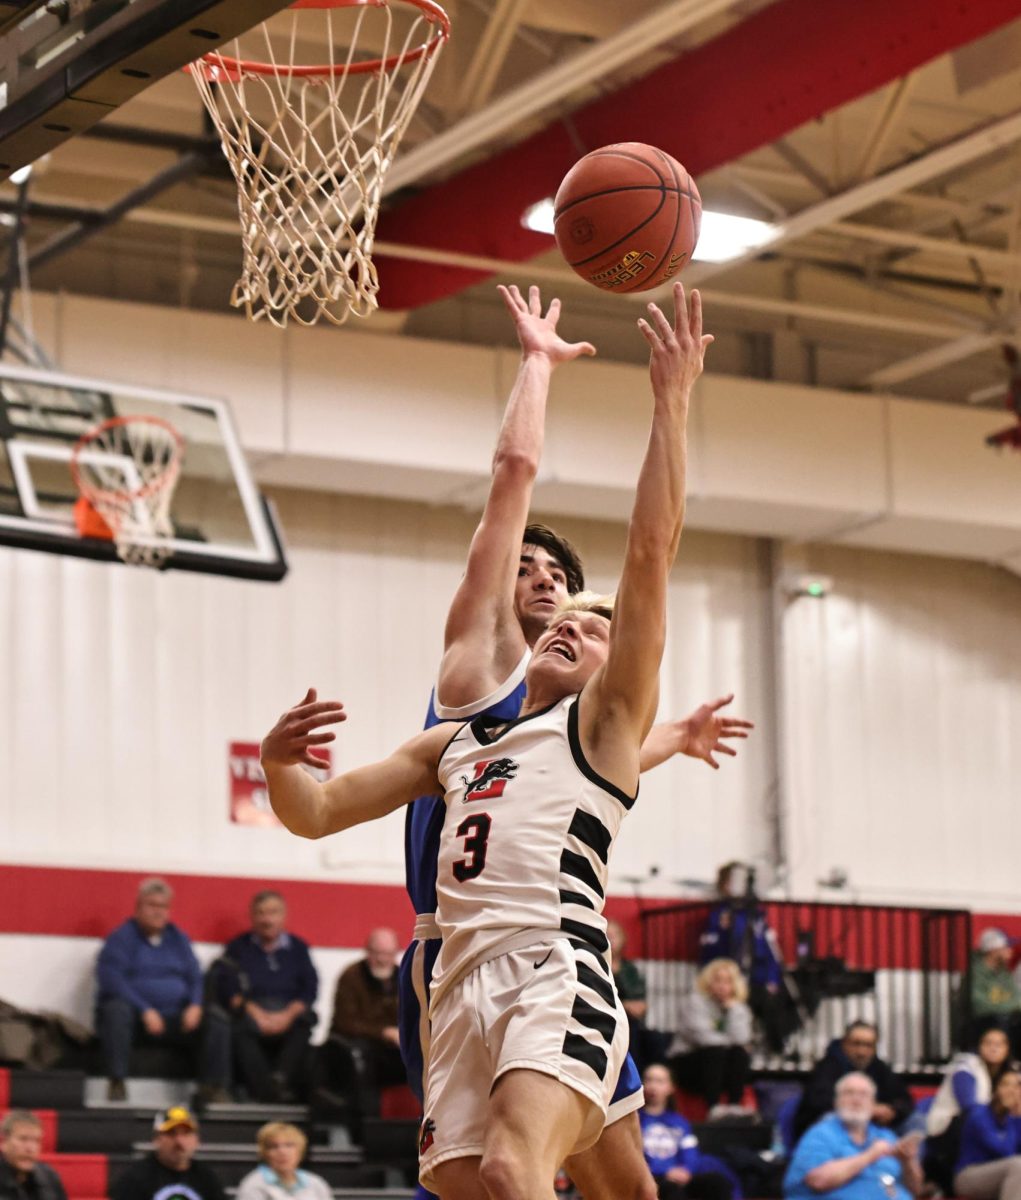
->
[453, 813, 492, 881]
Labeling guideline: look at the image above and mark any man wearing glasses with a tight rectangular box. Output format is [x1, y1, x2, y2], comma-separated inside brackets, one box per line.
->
[793, 1021, 914, 1143]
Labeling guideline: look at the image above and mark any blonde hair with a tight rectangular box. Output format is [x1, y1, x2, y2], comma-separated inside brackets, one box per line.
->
[551, 590, 616, 624]
[696, 957, 748, 1004]
[256, 1122, 307, 1160]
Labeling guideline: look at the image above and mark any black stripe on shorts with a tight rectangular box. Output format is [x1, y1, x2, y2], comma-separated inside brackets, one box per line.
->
[560, 849, 604, 898]
[568, 809, 612, 864]
[559, 888, 596, 911]
[561, 917, 609, 953]
[569, 938, 611, 975]
[577, 960, 616, 1008]
[562, 1031, 609, 1080]
[572, 993, 618, 1046]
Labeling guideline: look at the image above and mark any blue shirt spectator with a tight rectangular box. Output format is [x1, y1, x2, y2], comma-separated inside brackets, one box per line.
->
[97, 908, 202, 1014]
[206, 891, 318, 1105]
[94, 878, 206, 1099]
[957, 1102, 1021, 1172]
[219, 930, 318, 1012]
[640, 1108, 699, 1177]
[785, 1074, 921, 1200]
[953, 1071, 1021, 1200]
[639, 1063, 738, 1200]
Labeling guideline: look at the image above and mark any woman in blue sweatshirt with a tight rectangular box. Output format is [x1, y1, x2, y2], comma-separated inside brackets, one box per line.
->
[954, 1069, 1021, 1200]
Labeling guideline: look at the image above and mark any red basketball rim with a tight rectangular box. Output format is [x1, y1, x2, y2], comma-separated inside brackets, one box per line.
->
[70, 415, 184, 505]
[192, 0, 451, 80]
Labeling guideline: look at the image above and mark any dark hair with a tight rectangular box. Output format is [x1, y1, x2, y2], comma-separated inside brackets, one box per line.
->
[522, 523, 584, 595]
[251, 889, 285, 910]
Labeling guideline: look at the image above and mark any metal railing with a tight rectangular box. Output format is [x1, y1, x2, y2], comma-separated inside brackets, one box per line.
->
[639, 898, 971, 1071]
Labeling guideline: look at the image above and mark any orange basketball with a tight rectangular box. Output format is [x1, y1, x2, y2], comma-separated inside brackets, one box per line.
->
[554, 143, 701, 294]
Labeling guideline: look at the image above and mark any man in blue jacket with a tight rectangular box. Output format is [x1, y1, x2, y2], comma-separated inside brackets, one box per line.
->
[209, 890, 318, 1103]
[96, 878, 204, 1102]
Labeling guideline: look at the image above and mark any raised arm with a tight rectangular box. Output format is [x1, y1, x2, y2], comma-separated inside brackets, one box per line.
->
[438, 285, 595, 705]
[260, 689, 449, 839]
[582, 285, 712, 769]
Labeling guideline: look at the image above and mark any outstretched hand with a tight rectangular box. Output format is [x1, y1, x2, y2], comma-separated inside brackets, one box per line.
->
[682, 693, 754, 770]
[637, 282, 713, 398]
[498, 283, 596, 365]
[261, 687, 346, 771]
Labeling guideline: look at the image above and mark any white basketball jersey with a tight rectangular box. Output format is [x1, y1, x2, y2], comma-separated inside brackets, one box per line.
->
[430, 695, 637, 1007]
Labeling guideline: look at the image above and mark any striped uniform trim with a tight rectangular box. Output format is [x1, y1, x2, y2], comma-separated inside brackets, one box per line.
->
[559, 941, 622, 1083]
[559, 848, 604, 897]
[562, 1032, 608, 1079]
[561, 917, 609, 953]
[568, 809, 612, 864]
[559, 888, 596, 911]
[576, 960, 616, 1007]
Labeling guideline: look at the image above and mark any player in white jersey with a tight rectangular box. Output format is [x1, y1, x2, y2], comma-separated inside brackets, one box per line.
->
[262, 282, 710, 1198]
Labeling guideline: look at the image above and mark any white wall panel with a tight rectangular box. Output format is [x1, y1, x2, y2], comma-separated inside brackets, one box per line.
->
[783, 544, 1021, 907]
[0, 491, 771, 892]
[0, 934, 364, 1042]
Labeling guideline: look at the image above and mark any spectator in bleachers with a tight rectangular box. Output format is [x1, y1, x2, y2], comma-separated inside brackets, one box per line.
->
[970, 930, 1021, 1058]
[322, 927, 405, 1128]
[784, 1073, 922, 1200]
[236, 1123, 331, 1200]
[667, 958, 754, 1117]
[925, 1026, 1016, 1192]
[700, 861, 797, 1055]
[793, 1020, 913, 1143]
[207, 890, 318, 1104]
[954, 1067, 1021, 1200]
[609, 918, 668, 1072]
[639, 1063, 737, 1200]
[0, 1111, 67, 1200]
[111, 1107, 226, 1200]
[95, 878, 205, 1102]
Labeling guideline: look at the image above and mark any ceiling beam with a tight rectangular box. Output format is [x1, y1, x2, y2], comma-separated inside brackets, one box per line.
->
[383, 0, 736, 196]
[850, 73, 918, 185]
[375, 0, 1021, 310]
[864, 331, 1005, 387]
[826, 219, 1021, 274]
[685, 107, 1021, 286]
[452, 0, 531, 118]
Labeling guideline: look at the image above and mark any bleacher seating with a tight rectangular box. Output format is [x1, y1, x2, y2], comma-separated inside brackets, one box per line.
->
[0, 1068, 416, 1200]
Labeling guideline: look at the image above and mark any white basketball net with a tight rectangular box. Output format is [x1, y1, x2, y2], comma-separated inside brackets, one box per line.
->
[72, 417, 183, 569]
[190, 1, 448, 327]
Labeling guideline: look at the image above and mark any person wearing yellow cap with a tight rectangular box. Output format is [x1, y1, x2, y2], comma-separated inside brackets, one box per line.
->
[110, 1108, 226, 1200]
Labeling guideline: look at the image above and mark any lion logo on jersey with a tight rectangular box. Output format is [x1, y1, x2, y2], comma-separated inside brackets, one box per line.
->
[460, 757, 519, 802]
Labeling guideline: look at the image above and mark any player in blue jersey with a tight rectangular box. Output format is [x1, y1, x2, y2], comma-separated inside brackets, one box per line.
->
[265, 285, 750, 1200]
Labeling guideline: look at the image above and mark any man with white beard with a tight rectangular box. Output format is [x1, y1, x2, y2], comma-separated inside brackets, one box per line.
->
[784, 1073, 923, 1200]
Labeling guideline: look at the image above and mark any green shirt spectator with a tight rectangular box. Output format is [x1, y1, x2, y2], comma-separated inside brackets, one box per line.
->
[972, 930, 1021, 1018]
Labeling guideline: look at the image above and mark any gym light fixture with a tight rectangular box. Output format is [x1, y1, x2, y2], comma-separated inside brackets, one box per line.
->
[522, 199, 776, 264]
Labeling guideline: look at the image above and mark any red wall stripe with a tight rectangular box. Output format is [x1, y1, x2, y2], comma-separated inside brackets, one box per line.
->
[0, 864, 1012, 968]
[0, 864, 416, 948]
[374, 0, 1021, 309]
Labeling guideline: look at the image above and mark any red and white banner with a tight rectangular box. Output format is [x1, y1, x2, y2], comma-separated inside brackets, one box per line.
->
[228, 741, 331, 827]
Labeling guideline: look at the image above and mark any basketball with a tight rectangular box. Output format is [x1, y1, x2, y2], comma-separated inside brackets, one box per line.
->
[554, 142, 701, 294]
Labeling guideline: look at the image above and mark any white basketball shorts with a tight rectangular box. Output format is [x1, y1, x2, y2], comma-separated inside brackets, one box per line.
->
[418, 936, 628, 1188]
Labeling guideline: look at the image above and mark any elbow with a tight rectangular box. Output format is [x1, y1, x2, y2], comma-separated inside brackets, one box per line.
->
[802, 1171, 830, 1193]
[492, 447, 539, 482]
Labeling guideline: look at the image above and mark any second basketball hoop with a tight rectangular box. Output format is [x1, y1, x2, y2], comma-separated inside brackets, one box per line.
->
[188, 0, 450, 328]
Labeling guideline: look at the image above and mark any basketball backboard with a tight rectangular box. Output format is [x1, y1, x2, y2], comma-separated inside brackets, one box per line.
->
[0, 361, 287, 580]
